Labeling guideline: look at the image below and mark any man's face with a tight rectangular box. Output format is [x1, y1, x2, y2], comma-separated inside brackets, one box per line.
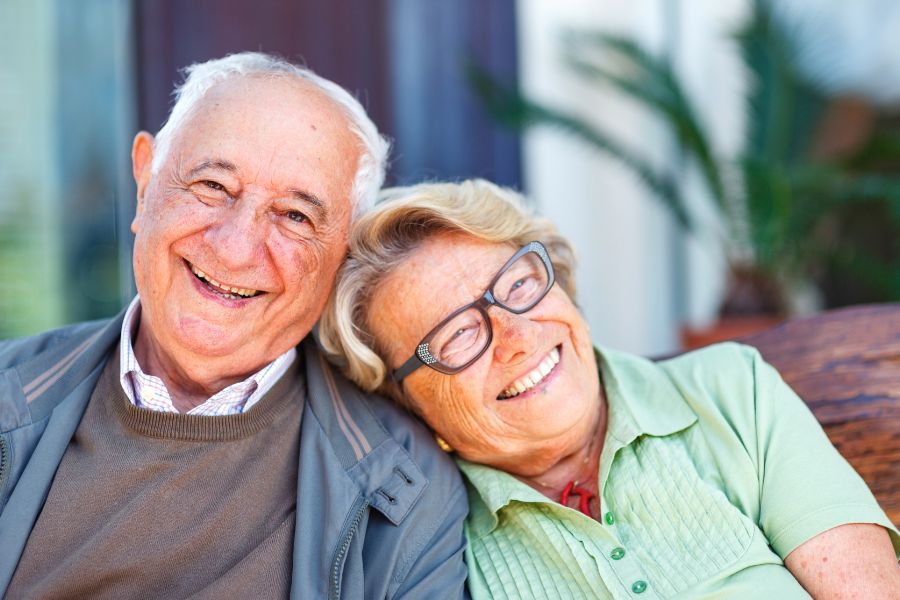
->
[130, 75, 361, 383]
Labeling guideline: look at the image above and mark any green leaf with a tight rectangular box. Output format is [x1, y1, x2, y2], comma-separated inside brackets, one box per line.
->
[466, 62, 693, 229]
[560, 31, 728, 214]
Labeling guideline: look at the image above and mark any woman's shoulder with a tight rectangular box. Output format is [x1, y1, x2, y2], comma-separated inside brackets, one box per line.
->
[657, 341, 765, 406]
[660, 340, 762, 373]
[601, 342, 773, 440]
[601, 341, 764, 413]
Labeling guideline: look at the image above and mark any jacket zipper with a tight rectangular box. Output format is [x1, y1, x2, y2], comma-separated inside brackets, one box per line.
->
[0, 434, 9, 496]
[330, 497, 368, 600]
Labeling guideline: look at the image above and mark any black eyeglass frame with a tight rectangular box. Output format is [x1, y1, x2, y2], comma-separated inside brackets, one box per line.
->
[391, 241, 555, 383]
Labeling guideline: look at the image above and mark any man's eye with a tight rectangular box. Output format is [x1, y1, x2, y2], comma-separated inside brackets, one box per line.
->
[202, 180, 226, 192]
[286, 210, 308, 224]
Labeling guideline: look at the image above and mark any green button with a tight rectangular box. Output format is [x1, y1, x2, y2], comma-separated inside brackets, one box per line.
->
[605, 512, 615, 525]
[632, 580, 648, 594]
[610, 547, 625, 560]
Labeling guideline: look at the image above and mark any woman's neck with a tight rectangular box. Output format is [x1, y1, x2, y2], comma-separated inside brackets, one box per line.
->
[516, 392, 608, 507]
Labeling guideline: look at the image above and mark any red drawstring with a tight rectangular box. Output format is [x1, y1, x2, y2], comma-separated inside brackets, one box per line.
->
[559, 480, 595, 518]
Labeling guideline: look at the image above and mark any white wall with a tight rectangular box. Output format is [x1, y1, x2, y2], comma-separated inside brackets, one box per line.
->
[516, 0, 747, 354]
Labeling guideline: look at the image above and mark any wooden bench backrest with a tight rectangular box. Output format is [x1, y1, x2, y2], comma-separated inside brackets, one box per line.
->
[736, 304, 900, 526]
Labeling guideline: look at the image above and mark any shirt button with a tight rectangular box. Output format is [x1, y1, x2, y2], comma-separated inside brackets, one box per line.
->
[610, 547, 626, 560]
[605, 511, 615, 525]
[632, 580, 648, 594]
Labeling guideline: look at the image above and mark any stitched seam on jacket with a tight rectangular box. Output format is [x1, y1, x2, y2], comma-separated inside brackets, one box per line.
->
[24, 328, 105, 402]
[318, 352, 370, 460]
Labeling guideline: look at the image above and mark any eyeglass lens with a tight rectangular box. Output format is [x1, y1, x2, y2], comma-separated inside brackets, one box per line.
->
[427, 250, 549, 369]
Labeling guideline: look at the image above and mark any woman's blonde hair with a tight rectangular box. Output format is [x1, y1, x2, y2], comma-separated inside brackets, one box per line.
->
[319, 179, 578, 407]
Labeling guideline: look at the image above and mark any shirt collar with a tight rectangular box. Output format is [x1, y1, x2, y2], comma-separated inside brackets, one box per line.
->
[118, 296, 296, 414]
[460, 346, 698, 538]
[598, 346, 697, 445]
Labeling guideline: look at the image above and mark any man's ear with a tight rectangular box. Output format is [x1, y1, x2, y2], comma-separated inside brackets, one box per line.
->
[131, 131, 155, 234]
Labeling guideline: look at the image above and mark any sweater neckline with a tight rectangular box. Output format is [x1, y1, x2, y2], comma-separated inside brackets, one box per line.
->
[102, 348, 303, 442]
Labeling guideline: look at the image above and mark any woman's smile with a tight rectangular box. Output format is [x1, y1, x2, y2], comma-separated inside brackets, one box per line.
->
[497, 345, 561, 400]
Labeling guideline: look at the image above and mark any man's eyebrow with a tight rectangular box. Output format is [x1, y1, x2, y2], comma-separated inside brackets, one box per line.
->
[288, 189, 326, 211]
[187, 160, 237, 178]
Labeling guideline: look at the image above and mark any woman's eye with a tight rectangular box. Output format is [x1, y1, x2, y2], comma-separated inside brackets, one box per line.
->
[442, 323, 481, 354]
[507, 276, 536, 298]
[450, 326, 471, 341]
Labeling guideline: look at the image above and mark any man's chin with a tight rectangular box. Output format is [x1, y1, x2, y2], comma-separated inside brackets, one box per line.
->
[172, 316, 258, 358]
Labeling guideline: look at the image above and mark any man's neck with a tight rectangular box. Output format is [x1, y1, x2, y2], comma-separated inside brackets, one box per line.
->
[132, 325, 256, 413]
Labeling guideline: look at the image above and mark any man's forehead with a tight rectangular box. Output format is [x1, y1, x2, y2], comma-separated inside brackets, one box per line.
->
[191, 74, 350, 131]
[168, 74, 360, 201]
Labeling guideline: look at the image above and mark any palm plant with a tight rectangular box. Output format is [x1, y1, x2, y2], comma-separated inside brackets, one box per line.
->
[470, 0, 900, 315]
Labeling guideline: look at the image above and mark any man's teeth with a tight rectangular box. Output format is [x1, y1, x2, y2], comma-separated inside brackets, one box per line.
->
[190, 264, 258, 298]
[498, 347, 560, 400]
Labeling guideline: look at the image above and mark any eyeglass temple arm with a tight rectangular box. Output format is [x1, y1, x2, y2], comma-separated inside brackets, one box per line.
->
[392, 351, 427, 383]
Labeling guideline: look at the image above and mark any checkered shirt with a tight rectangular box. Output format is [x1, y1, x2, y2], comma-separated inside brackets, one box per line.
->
[118, 296, 296, 415]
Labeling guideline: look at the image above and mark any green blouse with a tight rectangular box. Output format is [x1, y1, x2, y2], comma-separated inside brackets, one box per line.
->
[458, 343, 899, 599]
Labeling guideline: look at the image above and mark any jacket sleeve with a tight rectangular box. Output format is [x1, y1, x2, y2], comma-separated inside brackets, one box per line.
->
[390, 480, 470, 600]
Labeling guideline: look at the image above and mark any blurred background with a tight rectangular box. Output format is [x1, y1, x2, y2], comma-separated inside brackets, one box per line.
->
[2, 0, 898, 355]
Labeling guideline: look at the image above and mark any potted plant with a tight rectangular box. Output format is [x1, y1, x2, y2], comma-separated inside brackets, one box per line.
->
[470, 0, 900, 346]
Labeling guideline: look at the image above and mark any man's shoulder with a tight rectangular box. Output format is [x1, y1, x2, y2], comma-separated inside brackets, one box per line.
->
[302, 338, 463, 485]
[366, 390, 464, 481]
[338, 373, 465, 492]
[339, 386, 469, 596]
[0, 319, 112, 371]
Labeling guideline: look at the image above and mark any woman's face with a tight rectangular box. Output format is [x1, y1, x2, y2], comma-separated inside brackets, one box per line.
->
[368, 232, 602, 477]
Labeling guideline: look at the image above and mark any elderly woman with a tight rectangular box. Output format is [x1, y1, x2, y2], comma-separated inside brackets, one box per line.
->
[320, 180, 900, 599]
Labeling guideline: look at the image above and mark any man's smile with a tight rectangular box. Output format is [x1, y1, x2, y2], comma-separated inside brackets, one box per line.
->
[185, 259, 263, 300]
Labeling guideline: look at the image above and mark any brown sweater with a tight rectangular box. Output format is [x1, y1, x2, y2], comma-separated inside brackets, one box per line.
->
[7, 349, 305, 599]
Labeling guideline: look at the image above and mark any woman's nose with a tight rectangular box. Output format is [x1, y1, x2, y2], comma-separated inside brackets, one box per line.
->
[491, 310, 542, 364]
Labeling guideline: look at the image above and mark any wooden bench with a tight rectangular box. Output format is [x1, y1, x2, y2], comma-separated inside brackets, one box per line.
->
[735, 303, 900, 526]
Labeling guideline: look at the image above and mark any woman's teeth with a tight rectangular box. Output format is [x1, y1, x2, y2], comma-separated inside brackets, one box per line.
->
[498, 347, 560, 400]
[190, 264, 259, 298]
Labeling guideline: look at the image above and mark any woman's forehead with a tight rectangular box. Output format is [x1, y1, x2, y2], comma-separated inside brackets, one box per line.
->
[406, 234, 515, 295]
[376, 234, 516, 332]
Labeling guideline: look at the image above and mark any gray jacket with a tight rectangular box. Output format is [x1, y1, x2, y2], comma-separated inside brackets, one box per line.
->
[0, 312, 469, 599]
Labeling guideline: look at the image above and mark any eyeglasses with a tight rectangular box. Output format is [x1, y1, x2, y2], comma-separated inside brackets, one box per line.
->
[392, 241, 555, 383]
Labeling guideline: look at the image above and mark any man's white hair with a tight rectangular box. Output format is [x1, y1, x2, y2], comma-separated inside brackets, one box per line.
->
[150, 52, 390, 219]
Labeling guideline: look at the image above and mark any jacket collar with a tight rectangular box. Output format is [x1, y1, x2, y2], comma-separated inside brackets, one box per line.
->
[301, 336, 429, 525]
[14, 309, 126, 425]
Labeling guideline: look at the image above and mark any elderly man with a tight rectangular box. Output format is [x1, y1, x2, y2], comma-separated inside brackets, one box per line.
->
[0, 53, 468, 599]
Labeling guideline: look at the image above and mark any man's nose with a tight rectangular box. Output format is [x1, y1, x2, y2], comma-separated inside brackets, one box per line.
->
[491, 309, 542, 364]
[204, 202, 267, 270]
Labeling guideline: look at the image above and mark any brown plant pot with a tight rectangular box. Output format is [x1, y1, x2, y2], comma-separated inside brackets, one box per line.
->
[681, 315, 784, 350]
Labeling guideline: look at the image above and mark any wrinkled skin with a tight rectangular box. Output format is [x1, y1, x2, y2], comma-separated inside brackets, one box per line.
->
[131, 75, 360, 410]
[368, 232, 605, 481]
